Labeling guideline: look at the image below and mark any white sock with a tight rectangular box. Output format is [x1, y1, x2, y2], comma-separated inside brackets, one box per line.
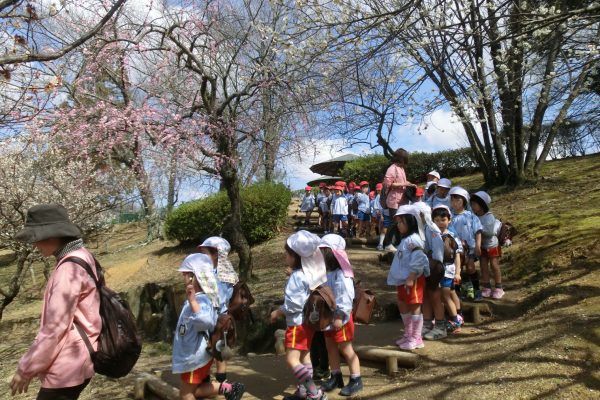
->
[378, 234, 385, 246]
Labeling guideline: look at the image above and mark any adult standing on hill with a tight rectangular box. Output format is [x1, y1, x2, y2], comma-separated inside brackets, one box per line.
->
[383, 148, 416, 248]
[10, 204, 101, 400]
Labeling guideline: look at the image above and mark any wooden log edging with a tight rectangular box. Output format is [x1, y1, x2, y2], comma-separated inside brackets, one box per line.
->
[352, 345, 419, 375]
[133, 372, 179, 400]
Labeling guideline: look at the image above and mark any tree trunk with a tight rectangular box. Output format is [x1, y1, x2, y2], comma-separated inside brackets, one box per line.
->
[0, 251, 30, 322]
[262, 87, 279, 182]
[166, 151, 178, 214]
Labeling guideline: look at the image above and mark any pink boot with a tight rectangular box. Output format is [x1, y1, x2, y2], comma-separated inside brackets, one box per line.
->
[400, 316, 425, 350]
[395, 314, 411, 346]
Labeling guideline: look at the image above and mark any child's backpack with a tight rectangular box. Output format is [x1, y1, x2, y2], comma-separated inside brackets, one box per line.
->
[441, 233, 458, 264]
[303, 285, 336, 331]
[207, 313, 237, 361]
[227, 282, 255, 320]
[64, 256, 142, 379]
[498, 220, 516, 247]
[352, 281, 376, 324]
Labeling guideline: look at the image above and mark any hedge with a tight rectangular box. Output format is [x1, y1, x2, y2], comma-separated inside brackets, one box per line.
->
[164, 182, 292, 246]
[339, 148, 479, 185]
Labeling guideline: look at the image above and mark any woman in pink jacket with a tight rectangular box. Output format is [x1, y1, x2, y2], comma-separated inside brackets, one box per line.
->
[382, 148, 416, 248]
[10, 204, 101, 400]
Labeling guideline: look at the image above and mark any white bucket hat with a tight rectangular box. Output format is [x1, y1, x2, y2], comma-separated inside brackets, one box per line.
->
[472, 191, 492, 206]
[437, 178, 452, 189]
[319, 234, 353, 278]
[448, 186, 470, 202]
[177, 253, 220, 308]
[198, 236, 238, 285]
[394, 205, 425, 240]
[287, 230, 327, 289]
[427, 170, 440, 180]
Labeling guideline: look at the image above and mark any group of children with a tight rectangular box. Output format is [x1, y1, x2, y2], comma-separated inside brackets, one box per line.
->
[173, 170, 506, 399]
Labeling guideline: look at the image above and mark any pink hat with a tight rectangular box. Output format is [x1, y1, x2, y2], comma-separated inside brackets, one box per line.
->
[359, 180, 369, 187]
[305, 186, 312, 191]
[319, 182, 326, 188]
[375, 183, 383, 190]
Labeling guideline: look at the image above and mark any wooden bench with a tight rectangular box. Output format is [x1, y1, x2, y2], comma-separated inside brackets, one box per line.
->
[352, 345, 419, 376]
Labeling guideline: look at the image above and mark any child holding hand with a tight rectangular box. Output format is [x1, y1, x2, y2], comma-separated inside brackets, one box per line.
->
[270, 230, 328, 400]
[173, 254, 245, 400]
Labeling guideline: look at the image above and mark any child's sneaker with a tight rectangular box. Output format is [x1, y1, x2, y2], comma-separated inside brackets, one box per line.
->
[474, 290, 483, 301]
[307, 389, 328, 400]
[456, 314, 464, 326]
[492, 288, 505, 299]
[376, 244, 384, 251]
[224, 382, 245, 400]
[321, 372, 344, 392]
[421, 321, 434, 337]
[446, 320, 461, 334]
[339, 376, 363, 396]
[481, 287, 492, 298]
[423, 325, 447, 340]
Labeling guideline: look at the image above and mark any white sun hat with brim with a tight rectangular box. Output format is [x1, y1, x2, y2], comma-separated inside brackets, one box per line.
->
[432, 204, 452, 214]
[394, 205, 425, 240]
[472, 191, 492, 206]
[448, 186, 470, 202]
[197, 236, 238, 284]
[427, 170, 441, 180]
[319, 234, 353, 278]
[177, 253, 220, 307]
[437, 178, 452, 189]
[287, 230, 327, 290]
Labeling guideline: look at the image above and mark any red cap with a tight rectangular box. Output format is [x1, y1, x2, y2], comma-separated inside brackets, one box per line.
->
[369, 191, 376, 200]
[359, 180, 369, 187]
[375, 183, 383, 190]
[319, 182, 326, 188]
[305, 186, 312, 191]
[348, 182, 356, 189]
[416, 187, 424, 197]
[333, 185, 343, 191]
[335, 181, 345, 187]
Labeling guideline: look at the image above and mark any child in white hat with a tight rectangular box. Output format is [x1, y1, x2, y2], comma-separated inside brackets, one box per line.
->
[448, 187, 484, 300]
[197, 237, 239, 386]
[387, 205, 430, 350]
[318, 234, 363, 396]
[471, 192, 504, 299]
[427, 178, 452, 209]
[270, 230, 327, 400]
[173, 254, 245, 400]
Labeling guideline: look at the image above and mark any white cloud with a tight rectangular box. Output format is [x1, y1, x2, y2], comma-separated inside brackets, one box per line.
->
[415, 109, 469, 151]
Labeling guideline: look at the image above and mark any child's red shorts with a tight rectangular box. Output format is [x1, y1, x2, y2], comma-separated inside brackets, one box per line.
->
[324, 315, 355, 343]
[180, 360, 213, 384]
[396, 275, 426, 305]
[481, 245, 502, 258]
[285, 324, 314, 351]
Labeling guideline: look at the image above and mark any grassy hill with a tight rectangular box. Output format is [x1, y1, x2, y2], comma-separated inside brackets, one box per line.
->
[0, 153, 598, 399]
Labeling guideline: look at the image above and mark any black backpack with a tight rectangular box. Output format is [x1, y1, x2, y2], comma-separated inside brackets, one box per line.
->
[62, 256, 142, 379]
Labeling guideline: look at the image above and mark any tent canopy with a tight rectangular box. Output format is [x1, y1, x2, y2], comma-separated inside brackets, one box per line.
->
[306, 176, 342, 187]
[309, 154, 359, 176]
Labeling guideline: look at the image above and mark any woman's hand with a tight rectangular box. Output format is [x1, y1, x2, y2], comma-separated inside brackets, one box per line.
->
[10, 371, 31, 396]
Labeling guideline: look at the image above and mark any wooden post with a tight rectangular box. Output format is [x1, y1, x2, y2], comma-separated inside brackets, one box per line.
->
[352, 345, 419, 375]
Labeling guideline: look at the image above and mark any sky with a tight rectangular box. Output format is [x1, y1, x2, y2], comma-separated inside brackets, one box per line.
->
[282, 108, 467, 190]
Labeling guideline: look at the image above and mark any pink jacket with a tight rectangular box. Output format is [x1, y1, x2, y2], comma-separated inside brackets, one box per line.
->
[383, 163, 408, 209]
[17, 248, 101, 388]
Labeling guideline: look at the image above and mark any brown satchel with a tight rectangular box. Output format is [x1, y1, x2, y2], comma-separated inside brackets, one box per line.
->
[303, 285, 337, 331]
[206, 313, 236, 361]
[352, 282, 376, 324]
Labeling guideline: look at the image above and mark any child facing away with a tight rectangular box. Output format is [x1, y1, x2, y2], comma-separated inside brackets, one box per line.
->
[318, 234, 363, 396]
[387, 205, 430, 350]
[173, 253, 245, 400]
[427, 178, 452, 209]
[411, 201, 448, 340]
[355, 181, 371, 239]
[331, 185, 349, 237]
[270, 230, 328, 400]
[470, 191, 504, 299]
[300, 186, 316, 225]
[197, 237, 239, 385]
[431, 205, 464, 334]
[319, 186, 332, 234]
[448, 187, 483, 300]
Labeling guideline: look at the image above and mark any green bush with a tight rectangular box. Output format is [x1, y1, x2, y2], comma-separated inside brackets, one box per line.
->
[340, 148, 479, 185]
[164, 182, 292, 245]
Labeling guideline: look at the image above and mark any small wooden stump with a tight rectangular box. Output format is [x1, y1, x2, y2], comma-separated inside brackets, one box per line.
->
[353, 345, 419, 375]
[461, 302, 493, 323]
[133, 373, 180, 400]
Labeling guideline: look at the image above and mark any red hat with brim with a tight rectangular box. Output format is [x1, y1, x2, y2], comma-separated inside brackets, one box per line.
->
[319, 182, 326, 188]
[333, 185, 343, 191]
[375, 183, 383, 190]
[416, 187, 424, 197]
[359, 181, 369, 187]
[305, 186, 312, 191]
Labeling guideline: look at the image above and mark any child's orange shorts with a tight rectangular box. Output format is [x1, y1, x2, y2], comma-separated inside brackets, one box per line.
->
[180, 360, 213, 384]
[324, 315, 355, 343]
[396, 275, 426, 305]
[285, 324, 314, 350]
[481, 245, 502, 258]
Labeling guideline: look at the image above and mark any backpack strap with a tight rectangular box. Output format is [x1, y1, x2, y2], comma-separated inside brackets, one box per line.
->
[57, 256, 101, 357]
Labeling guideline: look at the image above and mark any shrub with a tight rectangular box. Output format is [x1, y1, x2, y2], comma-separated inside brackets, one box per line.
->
[340, 148, 479, 185]
[164, 182, 292, 246]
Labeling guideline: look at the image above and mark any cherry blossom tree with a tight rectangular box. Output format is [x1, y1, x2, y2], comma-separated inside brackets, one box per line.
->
[0, 134, 124, 321]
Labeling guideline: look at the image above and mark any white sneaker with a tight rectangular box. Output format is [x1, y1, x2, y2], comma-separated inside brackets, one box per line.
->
[385, 244, 397, 252]
[376, 244, 384, 251]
